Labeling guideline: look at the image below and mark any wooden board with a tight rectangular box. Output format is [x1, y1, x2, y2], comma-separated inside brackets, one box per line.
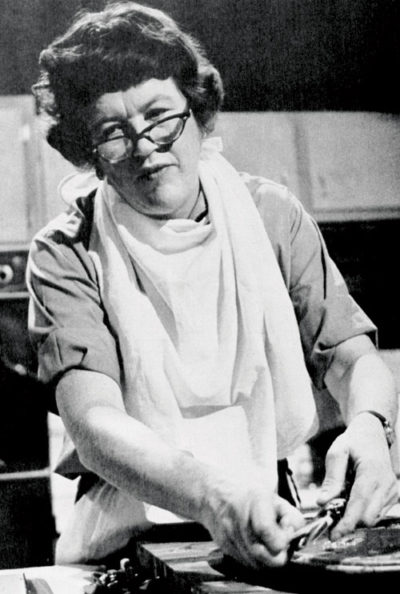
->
[135, 541, 287, 593]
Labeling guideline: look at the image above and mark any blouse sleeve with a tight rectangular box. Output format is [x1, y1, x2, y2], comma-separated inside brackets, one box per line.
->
[27, 223, 121, 393]
[247, 175, 377, 389]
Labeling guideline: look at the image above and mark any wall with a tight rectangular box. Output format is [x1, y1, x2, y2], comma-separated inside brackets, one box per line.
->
[1, 0, 399, 111]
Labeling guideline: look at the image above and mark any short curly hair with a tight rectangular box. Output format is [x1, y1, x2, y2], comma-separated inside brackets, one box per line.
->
[33, 1, 224, 169]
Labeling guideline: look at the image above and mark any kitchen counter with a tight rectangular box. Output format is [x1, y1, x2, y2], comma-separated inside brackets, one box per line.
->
[0, 546, 300, 594]
[3, 501, 400, 594]
[0, 564, 99, 594]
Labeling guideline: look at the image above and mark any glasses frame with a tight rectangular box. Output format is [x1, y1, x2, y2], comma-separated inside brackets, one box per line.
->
[93, 109, 191, 164]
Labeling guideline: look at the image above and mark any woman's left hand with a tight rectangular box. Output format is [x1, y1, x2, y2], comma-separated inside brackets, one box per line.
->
[317, 411, 398, 539]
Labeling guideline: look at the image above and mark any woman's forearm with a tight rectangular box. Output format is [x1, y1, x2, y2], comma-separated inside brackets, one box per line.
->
[324, 334, 398, 426]
[78, 404, 216, 521]
[56, 369, 217, 523]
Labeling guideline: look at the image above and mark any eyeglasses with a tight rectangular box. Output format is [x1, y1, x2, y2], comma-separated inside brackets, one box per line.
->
[93, 110, 191, 164]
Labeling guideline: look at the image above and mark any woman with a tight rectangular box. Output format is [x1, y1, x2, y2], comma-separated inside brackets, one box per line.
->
[28, 2, 398, 569]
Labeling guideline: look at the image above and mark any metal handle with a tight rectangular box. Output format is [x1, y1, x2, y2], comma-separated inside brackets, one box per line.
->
[0, 264, 14, 287]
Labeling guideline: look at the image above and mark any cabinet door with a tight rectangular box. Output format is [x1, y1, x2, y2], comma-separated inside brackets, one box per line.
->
[299, 112, 400, 221]
[0, 96, 40, 246]
[38, 133, 77, 224]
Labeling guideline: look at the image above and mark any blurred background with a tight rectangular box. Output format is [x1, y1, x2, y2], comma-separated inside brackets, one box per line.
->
[1, 0, 400, 569]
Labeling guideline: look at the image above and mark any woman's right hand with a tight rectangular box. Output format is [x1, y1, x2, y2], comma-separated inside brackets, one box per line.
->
[200, 474, 305, 569]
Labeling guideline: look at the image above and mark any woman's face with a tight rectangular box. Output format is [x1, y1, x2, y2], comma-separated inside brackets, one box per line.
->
[89, 77, 203, 219]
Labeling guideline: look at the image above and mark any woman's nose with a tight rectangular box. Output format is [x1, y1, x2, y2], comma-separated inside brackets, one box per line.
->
[132, 136, 157, 159]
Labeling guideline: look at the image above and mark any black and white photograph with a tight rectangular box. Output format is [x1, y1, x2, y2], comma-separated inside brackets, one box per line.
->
[1, 1, 400, 591]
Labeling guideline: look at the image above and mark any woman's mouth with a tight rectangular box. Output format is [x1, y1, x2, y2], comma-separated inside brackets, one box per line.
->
[137, 165, 169, 182]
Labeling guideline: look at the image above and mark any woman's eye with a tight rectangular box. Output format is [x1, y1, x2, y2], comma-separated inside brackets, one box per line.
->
[146, 109, 168, 122]
[102, 125, 125, 142]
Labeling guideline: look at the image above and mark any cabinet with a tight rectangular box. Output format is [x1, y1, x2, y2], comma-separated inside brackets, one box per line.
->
[298, 112, 400, 222]
[38, 130, 76, 225]
[215, 111, 400, 221]
[0, 95, 76, 250]
[0, 96, 42, 248]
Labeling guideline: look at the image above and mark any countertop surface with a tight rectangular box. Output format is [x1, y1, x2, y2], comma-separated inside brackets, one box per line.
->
[0, 565, 100, 594]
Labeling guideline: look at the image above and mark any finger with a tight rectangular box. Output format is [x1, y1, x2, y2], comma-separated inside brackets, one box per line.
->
[227, 510, 285, 570]
[331, 500, 363, 539]
[248, 497, 290, 556]
[226, 523, 287, 570]
[330, 468, 375, 538]
[359, 494, 396, 527]
[276, 497, 305, 533]
[251, 515, 289, 556]
[227, 542, 257, 569]
[355, 477, 398, 527]
[219, 527, 257, 570]
[249, 542, 288, 568]
[317, 439, 350, 505]
[335, 466, 398, 538]
[330, 479, 385, 538]
[381, 488, 400, 517]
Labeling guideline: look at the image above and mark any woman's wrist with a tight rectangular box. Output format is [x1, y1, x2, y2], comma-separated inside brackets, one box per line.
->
[167, 451, 222, 524]
[353, 410, 395, 449]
